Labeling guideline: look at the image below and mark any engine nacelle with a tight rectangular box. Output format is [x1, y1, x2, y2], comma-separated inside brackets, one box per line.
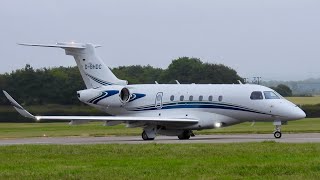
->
[77, 85, 131, 107]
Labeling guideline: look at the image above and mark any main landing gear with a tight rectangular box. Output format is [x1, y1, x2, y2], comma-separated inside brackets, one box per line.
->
[273, 120, 282, 139]
[141, 130, 155, 140]
[178, 130, 195, 140]
[141, 129, 195, 141]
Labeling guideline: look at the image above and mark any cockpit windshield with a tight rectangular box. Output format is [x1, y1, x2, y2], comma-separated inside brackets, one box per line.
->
[264, 91, 280, 99]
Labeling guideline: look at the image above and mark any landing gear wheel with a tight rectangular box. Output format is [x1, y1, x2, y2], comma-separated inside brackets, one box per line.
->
[274, 131, 282, 139]
[142, 131, 154, 141]
[178, 130, 191, 140]
[273, 122, 282, 139]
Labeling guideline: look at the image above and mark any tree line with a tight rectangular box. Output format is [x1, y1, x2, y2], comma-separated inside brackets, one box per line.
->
[0, 57, 242, 105]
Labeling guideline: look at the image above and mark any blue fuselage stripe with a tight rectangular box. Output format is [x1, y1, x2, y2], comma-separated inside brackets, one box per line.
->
[128, 102, 271, 115]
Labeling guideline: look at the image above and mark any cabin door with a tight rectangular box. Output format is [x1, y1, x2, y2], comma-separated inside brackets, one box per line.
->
[155, 92, 163, 109]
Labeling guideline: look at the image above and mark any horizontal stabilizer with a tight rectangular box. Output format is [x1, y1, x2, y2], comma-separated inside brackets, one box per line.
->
[2, 91, 198, 124]
[18, 42, 101, 49]
[18, 41, 126, 88]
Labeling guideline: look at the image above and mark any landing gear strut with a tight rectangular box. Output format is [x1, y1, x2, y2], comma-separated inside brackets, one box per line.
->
[273, 121, 282, 139]
[178, 130, 194, 140]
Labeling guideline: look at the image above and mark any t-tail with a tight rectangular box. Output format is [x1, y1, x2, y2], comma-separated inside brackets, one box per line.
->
[18, 42, 127, 88]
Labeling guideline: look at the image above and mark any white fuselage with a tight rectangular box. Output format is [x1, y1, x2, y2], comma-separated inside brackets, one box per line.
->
[78, 84, 306, 130]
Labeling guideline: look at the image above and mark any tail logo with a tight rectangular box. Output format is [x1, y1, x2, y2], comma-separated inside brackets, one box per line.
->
[86, 73, 114, 86]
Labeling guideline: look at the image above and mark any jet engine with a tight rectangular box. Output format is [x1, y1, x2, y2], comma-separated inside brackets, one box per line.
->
[77, 85, 131, 107]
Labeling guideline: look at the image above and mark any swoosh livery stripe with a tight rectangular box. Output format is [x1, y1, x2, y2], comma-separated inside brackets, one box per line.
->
[88, 90, 119, 104]
[88, 93, 106, 103]
[129, 93, 146, 102]
[91, 92, 109, 104]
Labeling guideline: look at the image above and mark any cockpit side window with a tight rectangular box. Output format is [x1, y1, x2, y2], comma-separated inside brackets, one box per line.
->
[264, 91, 280, 99]
[274, 91, 284, 99]
[250, 91, 263, 100]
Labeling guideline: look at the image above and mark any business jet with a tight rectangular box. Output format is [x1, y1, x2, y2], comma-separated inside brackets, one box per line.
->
[3, 42, 306, 140]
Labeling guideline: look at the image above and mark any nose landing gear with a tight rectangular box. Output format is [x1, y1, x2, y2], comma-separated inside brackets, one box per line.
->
[273, 120, 282, 139]
[274, 129, 282, 138]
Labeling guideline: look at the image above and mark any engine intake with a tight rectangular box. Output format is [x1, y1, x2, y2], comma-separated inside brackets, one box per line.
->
[120, 87, 131, 103]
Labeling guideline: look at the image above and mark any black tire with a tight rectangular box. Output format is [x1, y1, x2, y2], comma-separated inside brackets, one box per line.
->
[178, 134, 184, 140]
[274, 131, 282, 139]
[178, 131, 191, 140]
[142, 131, 148, 140]
[142, 131, 154, 141]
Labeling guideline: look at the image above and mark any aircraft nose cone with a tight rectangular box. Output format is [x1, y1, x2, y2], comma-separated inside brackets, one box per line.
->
[298, 109, 306, 119]
[281, 100, 306, 120]
[292, 108, 306, 120]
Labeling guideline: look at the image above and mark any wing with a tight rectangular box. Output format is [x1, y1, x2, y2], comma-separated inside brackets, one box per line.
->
[3, 91, 198, 124]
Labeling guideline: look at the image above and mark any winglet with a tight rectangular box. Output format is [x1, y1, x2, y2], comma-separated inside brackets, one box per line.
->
[2, 90, 36, 120]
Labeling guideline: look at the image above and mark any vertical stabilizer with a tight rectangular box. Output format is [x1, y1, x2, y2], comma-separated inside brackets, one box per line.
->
[19, 42, 128, 88]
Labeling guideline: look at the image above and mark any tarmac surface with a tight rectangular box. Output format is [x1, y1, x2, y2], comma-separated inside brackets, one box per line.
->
[1, 133, 320, 145]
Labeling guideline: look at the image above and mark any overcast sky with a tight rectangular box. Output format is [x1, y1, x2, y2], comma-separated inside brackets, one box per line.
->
[1, 0, 320, 81]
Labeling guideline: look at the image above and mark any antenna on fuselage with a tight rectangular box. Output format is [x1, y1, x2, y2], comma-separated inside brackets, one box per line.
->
[175, 80, 180, 84]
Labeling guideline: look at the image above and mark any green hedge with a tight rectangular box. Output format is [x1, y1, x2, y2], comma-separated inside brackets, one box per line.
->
[301, 104, 320, 118]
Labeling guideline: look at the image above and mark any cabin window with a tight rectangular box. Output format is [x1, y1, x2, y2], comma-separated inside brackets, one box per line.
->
[189, 95, 193, 101]
[264, 91, 280, 99]
[170, 95, 174, 101]
[199, 95, 203, 101]
[218, 95, 223, 102]
[250, 91, 263, 100]
[208, 95, 213, 101]
[180, 95, 184, 101]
